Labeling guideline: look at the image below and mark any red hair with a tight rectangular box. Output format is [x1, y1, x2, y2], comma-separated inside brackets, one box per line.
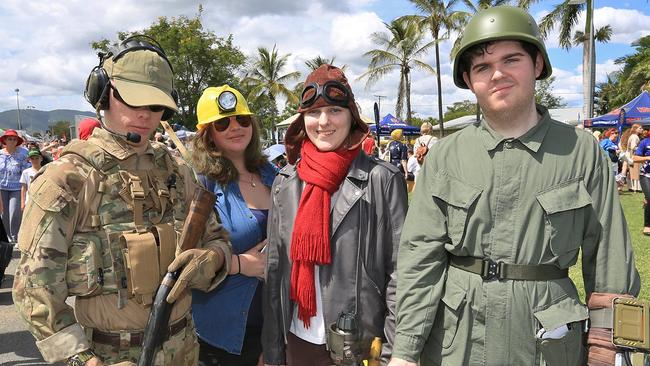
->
[603, 128, 618, 138]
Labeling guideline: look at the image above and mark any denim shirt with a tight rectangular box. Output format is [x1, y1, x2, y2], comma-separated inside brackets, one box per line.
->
[0, 147, 30, 191]
[192, 162, 277, 354]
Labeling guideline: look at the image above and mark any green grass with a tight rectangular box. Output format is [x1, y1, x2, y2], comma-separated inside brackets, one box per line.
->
[569, 191, 649, 301]
[407, 191, 649, 301]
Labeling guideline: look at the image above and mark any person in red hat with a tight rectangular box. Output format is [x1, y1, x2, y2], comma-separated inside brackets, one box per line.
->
[78, 118, 102, 140]
[262, 65, 408, 366]
[0, 129, 30, 242]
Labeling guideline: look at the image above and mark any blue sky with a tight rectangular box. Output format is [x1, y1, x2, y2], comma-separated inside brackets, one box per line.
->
[0, 0, 648, 129]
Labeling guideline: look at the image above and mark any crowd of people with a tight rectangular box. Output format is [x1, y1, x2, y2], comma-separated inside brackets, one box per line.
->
[591, 124, 650, 235]
[2, 5, 645, 366]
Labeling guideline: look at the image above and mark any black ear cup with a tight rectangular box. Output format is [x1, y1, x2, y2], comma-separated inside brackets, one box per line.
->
[84, 65, 111, 109]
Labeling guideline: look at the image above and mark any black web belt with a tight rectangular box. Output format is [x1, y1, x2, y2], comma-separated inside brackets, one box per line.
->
[449, 255, 569, 281]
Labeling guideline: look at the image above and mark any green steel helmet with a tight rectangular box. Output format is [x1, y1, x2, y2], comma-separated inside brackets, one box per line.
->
[452, 5, 552, 89]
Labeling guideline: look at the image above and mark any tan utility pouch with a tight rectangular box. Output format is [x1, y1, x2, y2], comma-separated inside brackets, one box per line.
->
[612, 298, 650, 351]
[152, 223, 177, 278]
[120, 232, 160, 306]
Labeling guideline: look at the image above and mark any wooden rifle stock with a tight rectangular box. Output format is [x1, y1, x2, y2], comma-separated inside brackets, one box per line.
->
[138, 186, 216, 366]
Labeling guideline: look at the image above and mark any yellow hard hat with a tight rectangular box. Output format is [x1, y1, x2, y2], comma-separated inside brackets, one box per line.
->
[196, 85, 253, 130]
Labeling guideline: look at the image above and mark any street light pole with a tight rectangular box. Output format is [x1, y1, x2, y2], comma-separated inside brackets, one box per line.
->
[15, 88, 21, 130]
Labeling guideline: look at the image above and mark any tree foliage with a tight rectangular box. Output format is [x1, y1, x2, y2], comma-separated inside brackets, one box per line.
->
[49, 120, 71, 138]
[535, 76, 567, 109]
[91, 8, 246, 129]
[359, 18, 436, 124]
[242, 45, 301, 144]
[594, 35, 650, 114]
[444, 99, 477, 120]
[401, 0, 471, 136]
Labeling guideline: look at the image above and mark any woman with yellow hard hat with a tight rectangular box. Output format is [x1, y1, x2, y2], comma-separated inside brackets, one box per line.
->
[190, 85, 277, 365]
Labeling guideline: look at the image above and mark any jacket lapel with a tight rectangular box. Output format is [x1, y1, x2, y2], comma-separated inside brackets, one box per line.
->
[331, 153, 369, 236]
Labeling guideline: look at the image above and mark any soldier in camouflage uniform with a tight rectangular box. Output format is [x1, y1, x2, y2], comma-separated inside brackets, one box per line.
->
[12, 37, 232, 366]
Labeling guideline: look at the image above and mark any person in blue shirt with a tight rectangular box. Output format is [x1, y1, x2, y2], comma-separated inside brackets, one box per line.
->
[599, 128, 620, 176]
[190, 85, 277, 366]
[0, 129, 30, 243]
[634, 133, 650, 235]
[388, 128, 408, 180]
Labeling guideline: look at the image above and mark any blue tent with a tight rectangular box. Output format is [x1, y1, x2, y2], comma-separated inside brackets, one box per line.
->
[585, 90, 650, 128]
[369, 113, 421, 136]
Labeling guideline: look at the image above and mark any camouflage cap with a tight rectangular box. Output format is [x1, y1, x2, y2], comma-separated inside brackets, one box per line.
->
[103, 50, 178, 112]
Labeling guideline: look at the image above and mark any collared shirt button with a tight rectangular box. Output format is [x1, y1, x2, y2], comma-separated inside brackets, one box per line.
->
[354, 190, 360, 196]
[505, 141, 513, 149]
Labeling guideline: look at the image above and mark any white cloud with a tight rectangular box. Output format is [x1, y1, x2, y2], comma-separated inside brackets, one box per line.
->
[536, 6, 650, 49]
[0, 0, 647, 126]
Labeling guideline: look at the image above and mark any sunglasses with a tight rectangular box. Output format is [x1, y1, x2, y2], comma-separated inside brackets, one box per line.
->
[300, 81, 350, 109]
[212, 115, 252, 132]
[112, 86, 166, 113]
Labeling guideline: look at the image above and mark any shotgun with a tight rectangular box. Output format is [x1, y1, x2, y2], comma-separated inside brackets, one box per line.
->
[138, 186, 216, 366]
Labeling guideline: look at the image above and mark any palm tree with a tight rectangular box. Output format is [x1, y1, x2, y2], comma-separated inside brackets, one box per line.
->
[242, 45, 301, 143]
[594, 72, 621, 115]
[358, 18, 436, 123]
[539, 0, 612, 119]
[304, 56, 348, 71]
[612, 35, 650, 106]
[400, 0, 471, 136]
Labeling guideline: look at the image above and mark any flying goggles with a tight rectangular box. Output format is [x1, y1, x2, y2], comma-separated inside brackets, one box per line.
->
[300, 81, 350, 109]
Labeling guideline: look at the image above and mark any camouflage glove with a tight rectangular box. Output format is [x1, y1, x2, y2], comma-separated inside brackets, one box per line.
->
[587, 292, 633, 366]
[166, 248, 225, 303]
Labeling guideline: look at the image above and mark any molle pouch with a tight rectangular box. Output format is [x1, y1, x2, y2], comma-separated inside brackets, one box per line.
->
[152, 223, 176, 278]
[120, 232, 160, 306]
[66, 235, 103, 296]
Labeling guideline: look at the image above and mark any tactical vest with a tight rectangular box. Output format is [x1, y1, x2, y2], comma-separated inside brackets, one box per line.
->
[60, 140, 186, 308]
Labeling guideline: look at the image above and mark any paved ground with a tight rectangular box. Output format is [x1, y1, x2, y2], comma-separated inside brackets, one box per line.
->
[0, 245, 62, 366]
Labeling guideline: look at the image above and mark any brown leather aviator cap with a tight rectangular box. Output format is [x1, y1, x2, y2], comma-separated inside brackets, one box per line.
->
[285, 64, 369, 164]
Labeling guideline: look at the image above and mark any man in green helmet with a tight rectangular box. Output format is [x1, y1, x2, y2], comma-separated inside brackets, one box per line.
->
[389, 6, 640, 366]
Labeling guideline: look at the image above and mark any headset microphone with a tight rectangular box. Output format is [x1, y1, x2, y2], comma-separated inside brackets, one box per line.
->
[126, 132, 142, 143]
[98, 118, 142, 144]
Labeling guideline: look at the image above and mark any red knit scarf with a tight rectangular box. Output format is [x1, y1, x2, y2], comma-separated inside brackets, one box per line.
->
[291, 139, 360, 327]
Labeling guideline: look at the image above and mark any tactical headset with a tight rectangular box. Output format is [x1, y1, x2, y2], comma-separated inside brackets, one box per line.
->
[84, 34, 178, 122]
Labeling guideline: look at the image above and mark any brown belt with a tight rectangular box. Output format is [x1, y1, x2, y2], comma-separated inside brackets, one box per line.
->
[92, 317, 188, 347]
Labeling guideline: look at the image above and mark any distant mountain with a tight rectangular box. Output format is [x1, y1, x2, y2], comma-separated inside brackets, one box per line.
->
[0, 109, 95, 133]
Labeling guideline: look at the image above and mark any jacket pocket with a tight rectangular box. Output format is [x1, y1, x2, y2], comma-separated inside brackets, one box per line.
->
[536, 180, 592, 267]
[432, 279, 467, 349]
[430, 173, 482, 247]
[534, 296, 588, 366]
[66, 235, 103, 296]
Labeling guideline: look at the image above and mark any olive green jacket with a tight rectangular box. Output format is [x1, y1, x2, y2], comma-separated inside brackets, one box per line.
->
[393, 106, 640, 365]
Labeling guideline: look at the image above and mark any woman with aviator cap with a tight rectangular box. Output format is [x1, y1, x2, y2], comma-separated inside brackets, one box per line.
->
[262, 65, 407, 366]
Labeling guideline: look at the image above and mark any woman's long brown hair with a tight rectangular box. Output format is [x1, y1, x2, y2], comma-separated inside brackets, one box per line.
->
[191, 116, 269, 186]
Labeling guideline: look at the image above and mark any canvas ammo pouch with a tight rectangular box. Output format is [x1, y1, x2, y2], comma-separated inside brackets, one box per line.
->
[120, 232, 159, 306]
[119, 225, 177, 307]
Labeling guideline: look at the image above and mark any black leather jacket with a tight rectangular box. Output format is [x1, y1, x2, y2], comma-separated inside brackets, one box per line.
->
[262, 151, 408, 365]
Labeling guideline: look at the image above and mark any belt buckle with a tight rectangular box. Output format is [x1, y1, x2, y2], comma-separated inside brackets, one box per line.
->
[481, 258, 502, 281]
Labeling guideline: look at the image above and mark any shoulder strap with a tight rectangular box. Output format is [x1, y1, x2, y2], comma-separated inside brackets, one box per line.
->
[61, 140, 118, 173]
